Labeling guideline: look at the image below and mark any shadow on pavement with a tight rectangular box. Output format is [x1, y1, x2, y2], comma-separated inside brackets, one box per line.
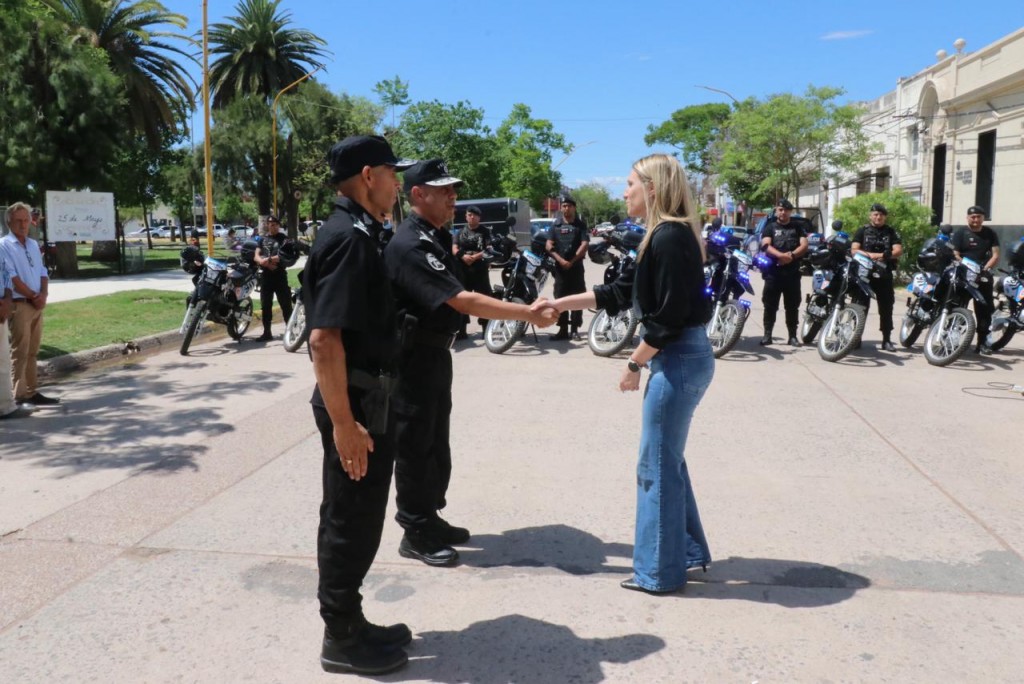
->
[409, 614, 664, 684]
[686, 555, 871, 608]
[458, 524, 633, 575]
[0, 365, 293, 476]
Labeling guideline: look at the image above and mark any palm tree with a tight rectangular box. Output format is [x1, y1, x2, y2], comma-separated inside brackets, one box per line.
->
[39, 0, 197, 151]
[208, 0, 328, 110]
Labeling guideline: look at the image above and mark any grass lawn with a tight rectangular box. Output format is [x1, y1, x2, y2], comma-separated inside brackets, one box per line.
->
[61, 240, 257, 278]
[39, 289, 188, 360]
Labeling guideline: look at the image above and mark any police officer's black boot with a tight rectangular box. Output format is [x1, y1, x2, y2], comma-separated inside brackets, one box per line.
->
[550, 325, 570, 341]
[570, 324, 580, 340]
[456, 326, 468, 341]
[399, 532, 459, 567]
[320, 622, 409, 675]
[787, 328, 800, 347]
[760, 326, 774, 346]
[880, 334, 896, 352]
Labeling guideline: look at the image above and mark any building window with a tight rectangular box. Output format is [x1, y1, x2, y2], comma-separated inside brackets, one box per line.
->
[909, 128, 920, 171]
[876, 167, 891, 192]
[855, 173, 872, 196]
[975, 130, 996, 218]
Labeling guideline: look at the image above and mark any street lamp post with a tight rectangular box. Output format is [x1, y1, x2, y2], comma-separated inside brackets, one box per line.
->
[695, 84, 740, 105]
[272, 65, 323, 220]
[550, 140, 597, 218]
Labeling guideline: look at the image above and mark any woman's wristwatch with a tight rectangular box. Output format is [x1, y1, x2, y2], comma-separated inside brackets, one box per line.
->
[627, 359, 645, 373]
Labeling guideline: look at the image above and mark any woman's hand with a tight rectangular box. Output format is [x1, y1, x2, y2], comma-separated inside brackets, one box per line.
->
[619, 367, 641, 392]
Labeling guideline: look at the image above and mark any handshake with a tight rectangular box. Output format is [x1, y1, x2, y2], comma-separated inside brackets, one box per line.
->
[526, 298, 562, 327]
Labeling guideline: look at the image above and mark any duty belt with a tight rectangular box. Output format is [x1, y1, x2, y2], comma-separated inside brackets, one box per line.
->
[348, 368, 397, 394]
[413, 328, 457, 350]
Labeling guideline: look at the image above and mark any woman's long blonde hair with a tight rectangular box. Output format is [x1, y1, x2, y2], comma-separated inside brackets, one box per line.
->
[632, 154, 703, 262]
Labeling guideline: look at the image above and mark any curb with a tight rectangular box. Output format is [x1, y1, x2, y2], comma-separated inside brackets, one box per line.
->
[38, 326, 233, 379]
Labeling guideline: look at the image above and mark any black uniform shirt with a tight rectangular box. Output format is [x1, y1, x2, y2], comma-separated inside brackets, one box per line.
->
[256, 231, 289, 276]
[634, 222, 711, 348]
[455, 225, 492, 273]
[853, 224, 902, 270]
[762, 219, 807, 273]
[952, 226, 999, 265]
[304, 197, 398, 408]
[548, 216, 589, 259]
[384, 213, 464, 335]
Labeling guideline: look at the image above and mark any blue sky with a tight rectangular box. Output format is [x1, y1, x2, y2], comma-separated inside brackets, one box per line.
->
[164, 0, 1021, 198]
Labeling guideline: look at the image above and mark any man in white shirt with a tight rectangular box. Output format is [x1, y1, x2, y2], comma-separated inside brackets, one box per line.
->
[0, 203, 59, 406]
[0, 244, 31, 419]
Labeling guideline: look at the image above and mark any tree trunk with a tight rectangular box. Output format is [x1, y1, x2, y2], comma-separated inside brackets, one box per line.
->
[54, 242, 79, 278]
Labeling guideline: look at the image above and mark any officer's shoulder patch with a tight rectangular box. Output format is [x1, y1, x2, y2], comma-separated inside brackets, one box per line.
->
[426, 253, 446, 271]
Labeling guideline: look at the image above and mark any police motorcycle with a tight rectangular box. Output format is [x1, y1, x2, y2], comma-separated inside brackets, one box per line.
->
[585, 222, 645, 357]
[897, 227, 955, 348]
[798, 231, 878, 362]
[282, 269, 307, 352]
[177, 242, 259, 356]
[986, 237, 1024, 352]
[916, 248, 989, 367]
[483, 225, 556, 354]
[703, 227, 755, 358]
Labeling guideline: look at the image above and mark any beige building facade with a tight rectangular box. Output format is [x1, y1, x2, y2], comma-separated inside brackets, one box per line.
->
[823, 27, 1024, 263]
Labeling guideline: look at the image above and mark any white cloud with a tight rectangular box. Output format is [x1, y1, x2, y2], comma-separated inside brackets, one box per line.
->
[820, 30, 873, 41]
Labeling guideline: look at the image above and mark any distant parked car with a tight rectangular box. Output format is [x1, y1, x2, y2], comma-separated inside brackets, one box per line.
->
[228, 225, 255, 238]
[212, 224, 229, 237]
[129, 226, 170, 238]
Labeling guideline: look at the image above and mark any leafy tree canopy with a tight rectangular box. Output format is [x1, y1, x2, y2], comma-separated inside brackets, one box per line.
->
[644, 102, 732, 176]
[569, 183, 625, 226]
[834, 189, 934, 278]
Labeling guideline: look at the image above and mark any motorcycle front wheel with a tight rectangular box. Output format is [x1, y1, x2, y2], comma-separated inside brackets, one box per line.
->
[923, 307, 975, 366]
[484, 297, 527, 354]
[706, 301, 745, 358]
[180, 302, 208, 356]
[227, 298, 253, 340]
[986, 317, 1017, 352]
[587, 308, 638, 357]
[898, 314, 924, 348]
[283, 298, 308, 352]
[817, 304, 866, 362]
[800, 312, 823, 345]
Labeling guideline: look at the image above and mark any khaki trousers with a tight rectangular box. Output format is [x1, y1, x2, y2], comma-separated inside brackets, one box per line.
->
[9, 301, 43, 401]
[0, 318, 15, 414]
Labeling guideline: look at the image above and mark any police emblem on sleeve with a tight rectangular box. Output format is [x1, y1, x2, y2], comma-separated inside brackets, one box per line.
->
[426, 253, 446, 271]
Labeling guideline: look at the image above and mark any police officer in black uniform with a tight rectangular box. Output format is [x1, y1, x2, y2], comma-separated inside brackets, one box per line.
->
[384, 159, 556, 567]
[254, 215, 293, 341]
[759, 199, 809, 346]
[305, 135, 415, 676]
[452, 205, 492, 339]
[545, 195, 589, 340]
[852, 202, 903, 351]
[952, 205, 1001, 354]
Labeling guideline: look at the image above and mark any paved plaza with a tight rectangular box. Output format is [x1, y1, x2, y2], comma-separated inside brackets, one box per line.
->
[2, 265, 1023, 682]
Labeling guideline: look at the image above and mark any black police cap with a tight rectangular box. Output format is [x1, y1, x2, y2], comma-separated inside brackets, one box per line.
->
[560, 195, 577, 206]
[966, 205, 986, 217]
[870, 202, 888, 215]
[403, 159, 464, 192]
[465, 205, 482, 216]
[266, 215, 280, 223]
[327, 135, 415, 184]
[776, 198, 794, 210]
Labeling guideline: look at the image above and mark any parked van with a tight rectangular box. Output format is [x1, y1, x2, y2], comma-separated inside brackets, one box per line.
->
[452, 198, 532, 246]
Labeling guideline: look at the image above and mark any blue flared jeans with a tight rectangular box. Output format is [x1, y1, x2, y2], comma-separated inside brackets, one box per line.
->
[632, 326, 715, 592]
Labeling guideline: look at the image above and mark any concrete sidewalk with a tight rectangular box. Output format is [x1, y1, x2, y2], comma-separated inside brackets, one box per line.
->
[2, 266, 1024, 682]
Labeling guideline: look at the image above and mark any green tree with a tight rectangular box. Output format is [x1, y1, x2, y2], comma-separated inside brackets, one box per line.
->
[157, 146, 203, 236]
[109, 132, 182, 248]
[208, 0, 327, 109]
[569, 183, 626, 226]
[40, 0, 196, 152]
[209, 95, 274, 216]
[716, 86, 875, 208]
[644, 102, 732, 176]
[495, 103, 570, 209]
[393, 100, 501, 199]
[283, 81, 383, 225]
[834, 189, 934, 278]
[0, 1, 124, 203]
[373, 75, 410, 132]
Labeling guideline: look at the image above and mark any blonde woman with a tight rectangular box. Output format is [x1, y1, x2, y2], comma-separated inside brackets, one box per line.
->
[538, 154, 714, 594]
